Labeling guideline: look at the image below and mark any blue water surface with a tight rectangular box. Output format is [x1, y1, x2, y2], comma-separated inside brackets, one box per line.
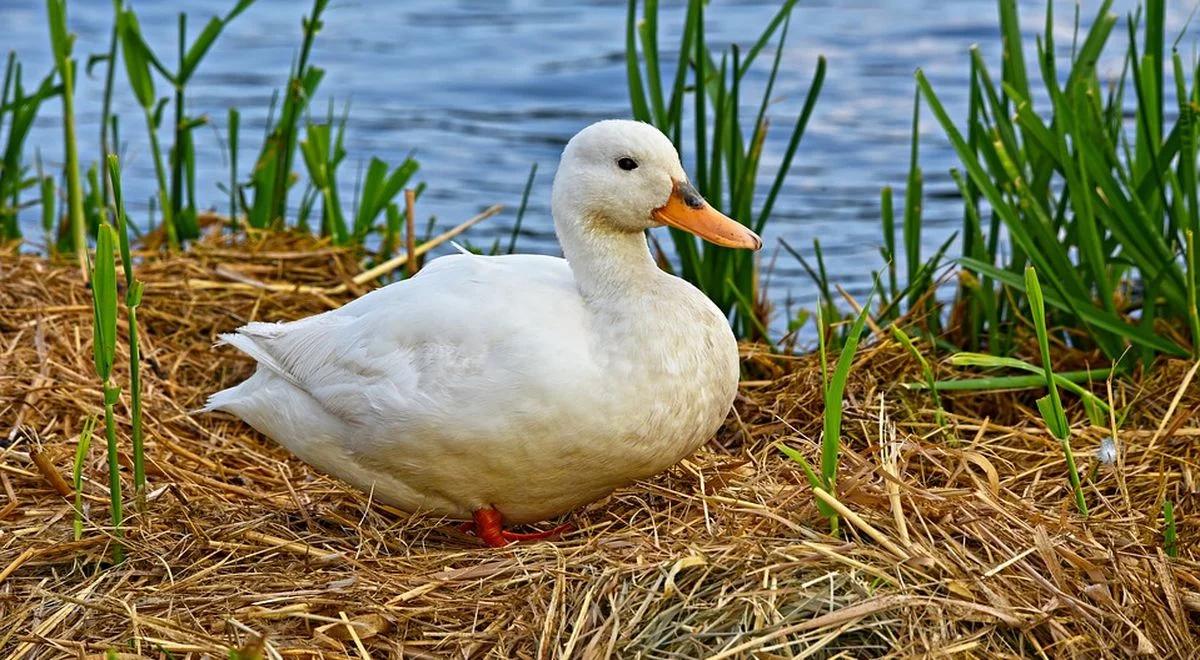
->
[4, 0, 1195, 326]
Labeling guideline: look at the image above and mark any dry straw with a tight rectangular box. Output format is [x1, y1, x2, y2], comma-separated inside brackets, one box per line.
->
[1, 230, 1198, 656]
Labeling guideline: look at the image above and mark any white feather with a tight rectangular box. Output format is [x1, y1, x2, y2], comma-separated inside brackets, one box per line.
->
[205, 121, 744, 524]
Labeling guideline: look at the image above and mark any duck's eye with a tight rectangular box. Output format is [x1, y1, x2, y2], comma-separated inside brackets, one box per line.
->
[617, 157, 639, 171]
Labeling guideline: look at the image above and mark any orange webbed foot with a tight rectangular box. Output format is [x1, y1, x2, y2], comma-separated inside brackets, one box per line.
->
[465, 507, 572, 548]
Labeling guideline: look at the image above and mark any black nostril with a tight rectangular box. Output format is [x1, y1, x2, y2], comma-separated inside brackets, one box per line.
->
[677, 181, 705, 209]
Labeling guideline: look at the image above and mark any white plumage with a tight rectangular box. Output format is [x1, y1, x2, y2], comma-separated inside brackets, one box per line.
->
[205, 120, 760, 528]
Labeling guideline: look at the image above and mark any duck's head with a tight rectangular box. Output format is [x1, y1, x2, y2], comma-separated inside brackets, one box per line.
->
[551, 120, 762, 250]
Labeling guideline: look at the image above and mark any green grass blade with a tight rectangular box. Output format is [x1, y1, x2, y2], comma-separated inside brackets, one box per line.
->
[1027, 266, 1087, 515]
[755, 56, 825, 232]
[638, 0, 666, 126]
[821, 285, 875, 493]
[91, 226, 118, 380]
[948, 351, 1112, 414]
[625, 0, 651, 123]
[998, 0, 1031, 105]
[39, 172, 55, 237]
[105, 155, 132, 284]
[891, 325, 949, 436]
[775, 441, 833, 520]
[902, 87, 923, 310]
[508, 162, 537, 254]
[106, 154, 144, 500]
[692, 0, 707, 191]
[1188, 229, 1200, 358]
[228, 107, 240, 228]
[181, 1, 258, 82]
[959, 257, 1187, 356]
[735, 0, 799, 77]
[908, 368, 1117, 392]
[880, 186, 897, 302]
[816, 306, 828, 393]
[72, 415, 95, 541]
[48, 0, 88, 277]
[117, 9, 159, 108]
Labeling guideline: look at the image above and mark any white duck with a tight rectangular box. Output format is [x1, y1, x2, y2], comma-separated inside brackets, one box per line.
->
[205, 120, 761, 546]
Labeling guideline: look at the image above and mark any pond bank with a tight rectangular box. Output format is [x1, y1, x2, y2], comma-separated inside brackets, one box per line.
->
[1, 232, 1197, 656]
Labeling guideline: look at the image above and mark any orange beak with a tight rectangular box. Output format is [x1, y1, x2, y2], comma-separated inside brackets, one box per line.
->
[651, 180, 762, 250]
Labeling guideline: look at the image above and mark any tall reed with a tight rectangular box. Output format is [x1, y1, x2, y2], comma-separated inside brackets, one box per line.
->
[908, 0, 1197, 361]
[82, 156, 147, 561]
[116, 0, 257, 248]
[37, 154, 54, 242]
[625, 0, 825, 339]
[116, 4, 174, 249]
[227, 107, 239, 227]
[46, 0, 87, 278]
[247, 0, 330, 231]
[89, 219, 124, 562]
[857, 88, 958, 338]
[298, 108, 348, 241]
[96, 9, 119, 218]
[9, 0, 421, 255]
[1, 53, 59, 242]
[107, 154, 146, 502]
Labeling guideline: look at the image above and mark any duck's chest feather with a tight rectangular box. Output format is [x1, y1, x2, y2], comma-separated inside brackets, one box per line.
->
[354, 269, 736, 521]
[581, 278, 739, 461]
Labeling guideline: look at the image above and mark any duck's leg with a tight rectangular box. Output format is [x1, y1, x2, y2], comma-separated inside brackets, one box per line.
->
[469, 507, 572, 548]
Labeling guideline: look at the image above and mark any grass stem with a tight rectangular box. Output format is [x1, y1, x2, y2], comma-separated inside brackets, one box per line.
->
[72, 415, 96, 542]
[47, 0, 88, 279]
[1026, 266, 1088, 516]
[90, 221, 124, 562]
[107, 154, 145, 503]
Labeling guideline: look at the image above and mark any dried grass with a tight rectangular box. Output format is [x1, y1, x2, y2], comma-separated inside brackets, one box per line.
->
[1, 231, 1198, 658]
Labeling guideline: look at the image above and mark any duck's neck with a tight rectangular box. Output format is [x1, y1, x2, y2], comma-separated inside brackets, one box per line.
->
[554, 208, 660, 304]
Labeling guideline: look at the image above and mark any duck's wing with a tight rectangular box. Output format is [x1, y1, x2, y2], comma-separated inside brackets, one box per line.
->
[215, 253, 591, 430]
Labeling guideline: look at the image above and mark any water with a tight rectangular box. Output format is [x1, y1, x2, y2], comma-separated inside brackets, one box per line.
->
[5, 0, 1196, 325]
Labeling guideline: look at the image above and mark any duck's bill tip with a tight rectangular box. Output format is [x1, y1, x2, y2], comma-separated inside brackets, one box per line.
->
[651, 181, 763, 251]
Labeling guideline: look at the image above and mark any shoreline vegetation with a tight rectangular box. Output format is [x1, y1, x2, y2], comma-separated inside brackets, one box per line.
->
[3, 237, 1198, 655]
[2, 0, 1199, 656]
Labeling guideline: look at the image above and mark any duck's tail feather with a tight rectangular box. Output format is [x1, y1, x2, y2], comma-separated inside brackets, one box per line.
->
[201, 382, 241, 414]
[221, 325, 307, 388]
[201, 324, 303, 414]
